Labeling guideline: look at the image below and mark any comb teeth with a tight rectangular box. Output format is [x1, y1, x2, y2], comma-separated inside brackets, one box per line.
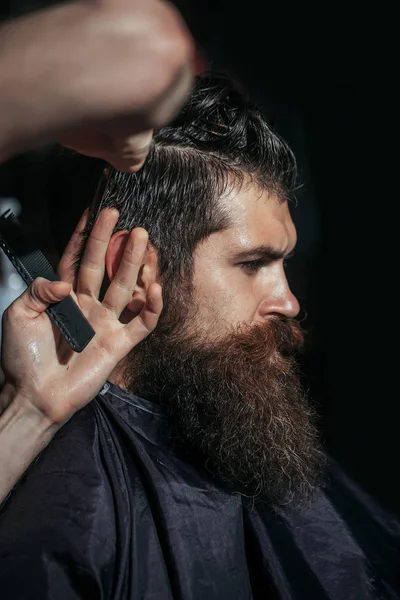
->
[21, 250, 58, 282]
[0, 209, 58, 283]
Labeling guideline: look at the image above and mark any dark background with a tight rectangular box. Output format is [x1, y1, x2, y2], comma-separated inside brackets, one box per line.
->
[0, 3, 387, 510]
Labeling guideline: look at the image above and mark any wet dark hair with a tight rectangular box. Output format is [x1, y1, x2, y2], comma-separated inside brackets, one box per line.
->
[78, 73, 298, 290]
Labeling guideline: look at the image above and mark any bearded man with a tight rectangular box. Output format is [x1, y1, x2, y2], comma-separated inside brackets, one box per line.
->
[0, 74, 398, 600]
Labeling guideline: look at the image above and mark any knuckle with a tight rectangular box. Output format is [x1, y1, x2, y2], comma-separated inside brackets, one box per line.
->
[80, 257, 102, 271]
[137, 315, 152, 335]
[113, 276, 131, 290]
[77, 286, 96, 299]
[155, 29, 190, 66]
[31, 277, 44, 288]
[140, 8, 193, 83]
[2, 305, 15, 324]
[151, 3, 193, 57]
[2, 301, 25, 327]
[30, 277, 45, 296]
[151, 39, 191, 87]
[121, 254, 141, 270]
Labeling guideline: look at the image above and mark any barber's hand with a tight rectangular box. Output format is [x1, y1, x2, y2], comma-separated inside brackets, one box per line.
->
[1, 208, 162, 425]
[0, 0, 193, 170]
[58, 128, 155, 174]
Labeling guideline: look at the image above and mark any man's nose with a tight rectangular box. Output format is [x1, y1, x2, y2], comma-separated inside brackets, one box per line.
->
[258, 274, 300, 319]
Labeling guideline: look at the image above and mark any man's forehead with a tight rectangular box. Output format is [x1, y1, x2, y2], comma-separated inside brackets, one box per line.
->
[219, 185, 296, 253]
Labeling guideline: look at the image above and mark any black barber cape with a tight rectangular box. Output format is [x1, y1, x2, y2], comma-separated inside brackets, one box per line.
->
[0, 382, 399, 599]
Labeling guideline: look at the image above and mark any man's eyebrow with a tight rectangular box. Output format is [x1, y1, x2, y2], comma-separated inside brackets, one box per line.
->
[231, 245, 293, 261]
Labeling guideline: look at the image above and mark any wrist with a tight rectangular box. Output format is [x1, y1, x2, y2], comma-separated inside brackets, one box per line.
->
[0, 383, 60, 501]
[0, 382, 58, 434]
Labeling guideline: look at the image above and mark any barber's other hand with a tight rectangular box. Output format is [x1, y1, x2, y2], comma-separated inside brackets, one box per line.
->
[0, 209, 162, 425]
[0, 0, 194, 171]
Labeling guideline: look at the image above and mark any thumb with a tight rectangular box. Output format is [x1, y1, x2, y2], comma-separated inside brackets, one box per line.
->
[22, 278, 72, 317]
[106, 128, 153, 173]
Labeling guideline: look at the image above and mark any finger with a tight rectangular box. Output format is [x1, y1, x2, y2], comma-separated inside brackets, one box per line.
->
[16, 278, 71, 318]
[125, 282, 163, 341]
[77, 207, 119, 298]
[106, 129, 153, 173]
[108, 153, 148, 174]
[57, 208, 89, 285]
[102, 227, 148, 316]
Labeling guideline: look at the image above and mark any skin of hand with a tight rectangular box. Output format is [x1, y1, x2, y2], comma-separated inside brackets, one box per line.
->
[0, 208, 163, 425]
[0, 0, 194, 171]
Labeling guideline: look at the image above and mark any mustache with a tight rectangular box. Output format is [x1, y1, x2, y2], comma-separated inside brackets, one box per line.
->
[220, 316, 305, 362]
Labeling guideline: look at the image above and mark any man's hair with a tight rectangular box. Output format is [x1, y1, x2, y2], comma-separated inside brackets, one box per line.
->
[79, 73, 298, 288]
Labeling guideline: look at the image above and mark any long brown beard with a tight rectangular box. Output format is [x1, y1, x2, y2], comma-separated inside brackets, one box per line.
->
[121, 312, 325, 506]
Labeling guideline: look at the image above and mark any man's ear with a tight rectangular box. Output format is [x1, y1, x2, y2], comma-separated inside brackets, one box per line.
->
[105, 230, 160, 316]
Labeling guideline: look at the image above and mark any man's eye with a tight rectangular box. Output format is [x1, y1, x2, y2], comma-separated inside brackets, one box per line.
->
[239, 259, 264, 273]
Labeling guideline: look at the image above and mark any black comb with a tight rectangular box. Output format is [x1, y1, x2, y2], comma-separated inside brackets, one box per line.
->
[0, 210, 95, 352]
